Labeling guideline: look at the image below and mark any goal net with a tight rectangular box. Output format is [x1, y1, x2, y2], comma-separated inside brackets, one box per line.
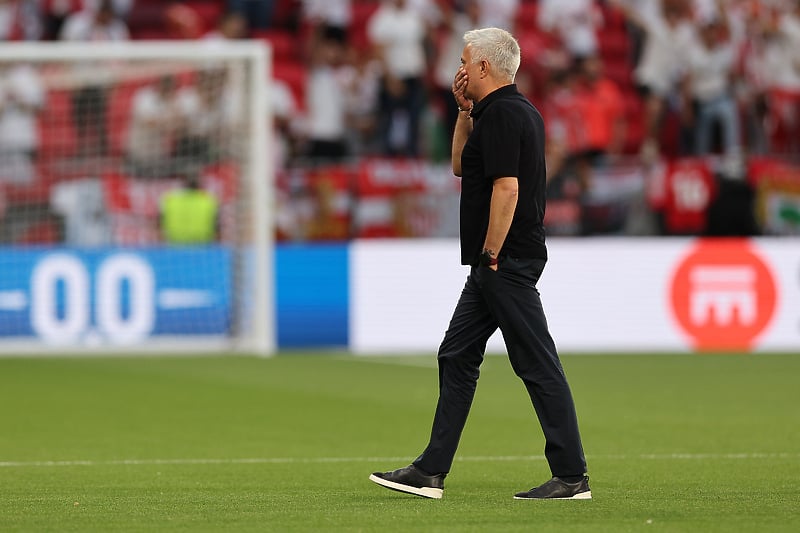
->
[0, 41, 273, 355]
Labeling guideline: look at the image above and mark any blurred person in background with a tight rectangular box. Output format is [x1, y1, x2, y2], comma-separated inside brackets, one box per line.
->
[0, 62, 44, 184]
[59, 0, 130, 157]
[175, 67, 240, 167]
[0, 0, 42, 41]
[537, 0, 604, 60]
[301, 0, 352, 45]
[738, 3, 774, 155]
[767, 1, 800, 154]
[59, 0, 129, 42]
[742, 3, 800, 155]
[367, 0, 429, 157]
[540, 67, 582, 189]
[681, 12, 742, 157]
[43, 0, 130, 41]
[302, 30, 350, 161]
[433, 0, 481, 153]
[42, 0, 82, 40]
[125, 75, 182, 178]
[476, 0, 517, 31]
[571, 54, 626, 234]
[572, 54, 626, 164]
[613, 0, 659, 67]
[159, 171, 219, 245]
[339, 45, 382, 156]
[611, 0, 694, 161]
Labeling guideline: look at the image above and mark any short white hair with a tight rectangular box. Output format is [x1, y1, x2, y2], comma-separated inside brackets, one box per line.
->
[463, 27, 521, 82]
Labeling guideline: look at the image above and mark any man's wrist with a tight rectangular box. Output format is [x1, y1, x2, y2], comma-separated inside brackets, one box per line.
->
[479, 248, 498, 266]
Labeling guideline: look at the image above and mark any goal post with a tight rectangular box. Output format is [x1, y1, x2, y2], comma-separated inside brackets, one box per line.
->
[0, 41, 274, 355]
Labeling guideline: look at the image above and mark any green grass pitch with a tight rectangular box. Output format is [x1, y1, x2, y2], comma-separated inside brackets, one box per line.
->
[1, 352, 799, 532]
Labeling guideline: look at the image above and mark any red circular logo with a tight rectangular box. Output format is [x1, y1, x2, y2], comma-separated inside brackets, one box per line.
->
[670, 240, 777, 351]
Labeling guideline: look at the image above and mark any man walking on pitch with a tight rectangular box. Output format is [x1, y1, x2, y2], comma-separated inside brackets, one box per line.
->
[369, 27, 590, 500]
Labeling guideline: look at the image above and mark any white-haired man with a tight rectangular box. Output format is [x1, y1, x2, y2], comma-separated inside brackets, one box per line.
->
[369, 27, 590, 501]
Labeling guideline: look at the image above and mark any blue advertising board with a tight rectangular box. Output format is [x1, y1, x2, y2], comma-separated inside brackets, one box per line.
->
[0, 247, 231, 344]
[275, 244, 349, 348]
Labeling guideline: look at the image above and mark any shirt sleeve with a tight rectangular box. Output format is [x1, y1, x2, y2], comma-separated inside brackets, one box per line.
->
[480, 104, 522, 180]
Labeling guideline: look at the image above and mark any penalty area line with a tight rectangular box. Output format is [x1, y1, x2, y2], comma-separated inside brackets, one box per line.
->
[0, 453, 798, 468]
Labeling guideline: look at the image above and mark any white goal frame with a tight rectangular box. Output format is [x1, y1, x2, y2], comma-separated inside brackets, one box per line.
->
[0, 41, 274, 356]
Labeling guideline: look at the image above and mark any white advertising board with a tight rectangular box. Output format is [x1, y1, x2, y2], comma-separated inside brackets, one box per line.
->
[350, 238, 800, 354]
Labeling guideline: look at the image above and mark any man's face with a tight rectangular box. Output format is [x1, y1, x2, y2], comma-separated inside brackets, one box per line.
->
[460, 45, 481, 100]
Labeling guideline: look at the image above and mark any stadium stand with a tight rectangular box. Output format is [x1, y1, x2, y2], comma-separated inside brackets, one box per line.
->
[2, 0, 800, 242]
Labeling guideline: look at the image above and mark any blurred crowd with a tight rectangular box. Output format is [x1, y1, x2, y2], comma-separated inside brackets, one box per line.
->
[1, 0, 800, 241]
[232, 0, 800, 173]
[2, 1, 799, 162]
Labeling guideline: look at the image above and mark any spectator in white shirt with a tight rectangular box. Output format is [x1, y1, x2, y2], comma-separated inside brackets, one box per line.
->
[59, 0, 130, 157]
[538, 0, 604, 59]
[367, 0, 429, 157]
[125, 76, 182, 178]
[683, 16, 742, 156]
[303, 34, 350, 161]
[175, 68, 240, 166]
[476, 0, 517, 31]
[611, 0, 694, 159]
[0, 63, 44, 184]
[302, 0, 352, 44]
[750, 6, 800, 154]
[59, 0, 129, 41]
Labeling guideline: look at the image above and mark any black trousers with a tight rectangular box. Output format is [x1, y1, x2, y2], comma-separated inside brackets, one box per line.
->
[413, 257, 587, 478]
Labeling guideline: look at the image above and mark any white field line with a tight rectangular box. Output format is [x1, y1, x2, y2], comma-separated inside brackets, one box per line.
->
[0, 453, 798, 468]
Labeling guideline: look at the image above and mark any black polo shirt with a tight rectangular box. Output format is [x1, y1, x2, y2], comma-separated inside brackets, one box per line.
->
[459, 84, 548, 266]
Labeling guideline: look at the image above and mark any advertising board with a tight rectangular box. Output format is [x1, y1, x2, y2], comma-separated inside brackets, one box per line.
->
[350, 239, 800, 353]
[0, 247, 231, 347]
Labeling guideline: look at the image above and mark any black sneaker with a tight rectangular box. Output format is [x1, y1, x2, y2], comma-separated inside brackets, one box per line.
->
[514, 476, 592, 500]
[369, 465, 445, 499]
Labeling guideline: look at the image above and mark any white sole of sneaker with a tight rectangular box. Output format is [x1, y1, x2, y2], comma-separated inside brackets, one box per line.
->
[514, 491, 592, 500]
[368, 474, 443, 499]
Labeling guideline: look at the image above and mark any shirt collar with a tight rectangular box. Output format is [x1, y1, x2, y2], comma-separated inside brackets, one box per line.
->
[470, 84, 519, 119]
